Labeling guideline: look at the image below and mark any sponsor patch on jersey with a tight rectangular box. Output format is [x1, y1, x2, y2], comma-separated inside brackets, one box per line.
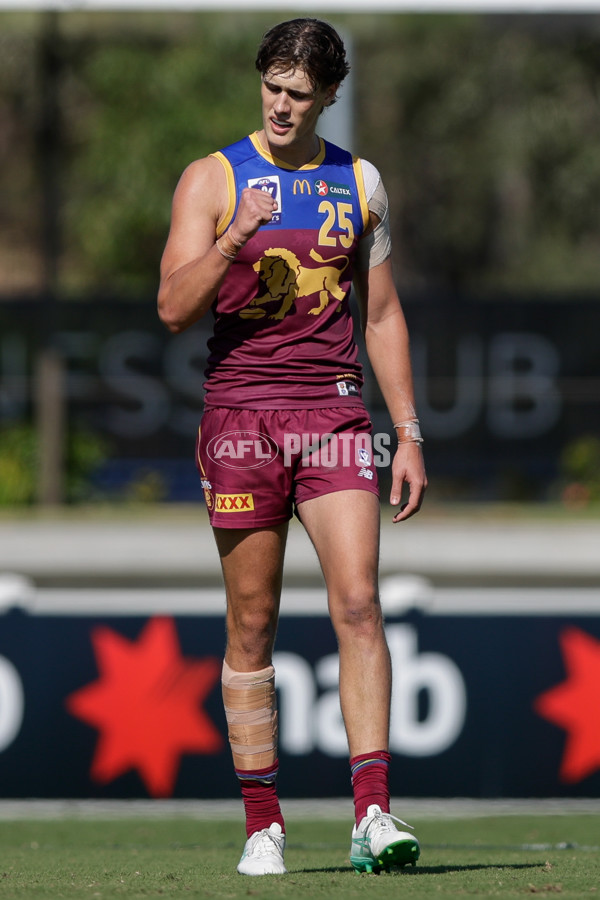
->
[336, 380, 360, 397]
[292, 178, 312, 195]
[215, 492, 255, 512]
[247, 175, 281, 223]
[314, 179, 352, 198]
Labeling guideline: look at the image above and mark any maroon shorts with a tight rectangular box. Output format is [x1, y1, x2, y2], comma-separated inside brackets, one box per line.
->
[196, 406, 379, 528]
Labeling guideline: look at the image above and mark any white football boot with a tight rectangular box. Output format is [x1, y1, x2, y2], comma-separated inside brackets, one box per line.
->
[237, 822, 287, 876]
[350, 804, 420, 873]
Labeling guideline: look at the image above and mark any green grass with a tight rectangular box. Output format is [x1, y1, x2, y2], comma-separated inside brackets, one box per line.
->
[0, 815, 598, 899]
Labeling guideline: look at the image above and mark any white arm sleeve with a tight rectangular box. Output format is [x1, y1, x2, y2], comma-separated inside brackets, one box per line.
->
[355, 159, 392, 271]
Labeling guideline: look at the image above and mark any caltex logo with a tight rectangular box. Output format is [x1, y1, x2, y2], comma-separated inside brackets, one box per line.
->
[315, 180, 328, 196]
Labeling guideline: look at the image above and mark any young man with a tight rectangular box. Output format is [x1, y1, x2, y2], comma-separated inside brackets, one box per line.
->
[158, 18, 427, 876]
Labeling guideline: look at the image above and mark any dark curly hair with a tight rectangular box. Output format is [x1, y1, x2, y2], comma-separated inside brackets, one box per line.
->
[255, 18, 350, 101]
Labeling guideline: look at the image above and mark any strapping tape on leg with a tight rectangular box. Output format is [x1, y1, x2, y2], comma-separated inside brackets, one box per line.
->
[222, 661, 278, 771]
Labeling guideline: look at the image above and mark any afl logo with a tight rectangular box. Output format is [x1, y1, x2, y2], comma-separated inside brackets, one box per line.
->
[315, 180, 328, 196]
[207, 430, 279, 469]
[257, 178, 278, 202]
[248, 175, 281, 212]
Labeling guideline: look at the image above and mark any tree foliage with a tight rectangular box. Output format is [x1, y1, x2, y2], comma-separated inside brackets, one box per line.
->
[61, 17, 264, 294]
[355, 15, 600, 291]
[2, 12, 600, 295]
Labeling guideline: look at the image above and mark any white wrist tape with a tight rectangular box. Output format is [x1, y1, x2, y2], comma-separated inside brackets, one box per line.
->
[394, 419, 423, 444]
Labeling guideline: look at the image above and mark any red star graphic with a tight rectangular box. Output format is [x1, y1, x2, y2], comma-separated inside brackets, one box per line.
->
[534, 627, 600, 784]
[66, 616, 224, 797]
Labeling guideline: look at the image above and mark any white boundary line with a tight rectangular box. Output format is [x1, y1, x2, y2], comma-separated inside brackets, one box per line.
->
[4, 583, 600, 616]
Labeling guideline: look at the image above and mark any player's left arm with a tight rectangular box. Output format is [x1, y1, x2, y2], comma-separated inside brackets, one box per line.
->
[354, 245, 427, 522]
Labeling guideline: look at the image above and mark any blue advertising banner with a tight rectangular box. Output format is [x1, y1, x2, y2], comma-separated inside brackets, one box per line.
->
[1, 598, 599, 799]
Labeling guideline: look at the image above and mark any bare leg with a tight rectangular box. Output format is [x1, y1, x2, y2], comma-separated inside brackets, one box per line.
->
[214, 523, 288, 670]
[213, 524, 289, 859]
[297, 491, 391, 757]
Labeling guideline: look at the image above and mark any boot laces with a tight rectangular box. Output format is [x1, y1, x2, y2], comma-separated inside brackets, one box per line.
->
[248, 828, 283, 859]
[366, 808, 414, 841]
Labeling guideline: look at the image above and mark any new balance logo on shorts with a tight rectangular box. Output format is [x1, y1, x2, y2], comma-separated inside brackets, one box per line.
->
[215, 493, 255, 512]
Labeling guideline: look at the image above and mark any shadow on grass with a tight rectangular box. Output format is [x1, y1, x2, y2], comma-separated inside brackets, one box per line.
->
[402, 863, 544, 875]
[297, 862, 543, 875]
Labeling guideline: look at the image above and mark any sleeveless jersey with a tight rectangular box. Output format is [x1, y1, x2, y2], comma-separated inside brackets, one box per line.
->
[203, 132, 370, 410]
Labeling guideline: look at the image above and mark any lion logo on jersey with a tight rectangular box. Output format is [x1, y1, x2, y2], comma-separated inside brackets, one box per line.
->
[239, 247, 350, 321]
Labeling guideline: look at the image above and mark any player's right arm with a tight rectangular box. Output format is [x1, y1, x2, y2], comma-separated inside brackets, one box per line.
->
[158, 157, 276, 333]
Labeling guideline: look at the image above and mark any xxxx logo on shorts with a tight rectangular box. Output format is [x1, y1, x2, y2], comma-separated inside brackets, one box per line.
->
[215, 493, 255, 512]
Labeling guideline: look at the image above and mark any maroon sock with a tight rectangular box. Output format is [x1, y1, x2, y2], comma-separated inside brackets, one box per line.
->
[350, 750, 391, 824]
[236, 760, 285, 838]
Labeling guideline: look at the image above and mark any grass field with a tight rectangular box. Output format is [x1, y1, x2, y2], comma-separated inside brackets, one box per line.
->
[1, 813, 598, 899]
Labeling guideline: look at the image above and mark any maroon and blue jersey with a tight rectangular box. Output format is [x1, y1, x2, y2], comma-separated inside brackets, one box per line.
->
[203, 132, 370, 409]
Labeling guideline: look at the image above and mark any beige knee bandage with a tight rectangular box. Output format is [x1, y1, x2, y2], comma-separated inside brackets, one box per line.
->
[222, 661, 278, 772]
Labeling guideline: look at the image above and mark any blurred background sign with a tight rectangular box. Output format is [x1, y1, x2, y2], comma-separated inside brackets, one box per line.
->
[1, 297, 599, 503]
[1, 597, 599, 799]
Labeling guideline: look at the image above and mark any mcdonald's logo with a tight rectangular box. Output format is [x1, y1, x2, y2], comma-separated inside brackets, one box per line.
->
[293, 179, 311, 195]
